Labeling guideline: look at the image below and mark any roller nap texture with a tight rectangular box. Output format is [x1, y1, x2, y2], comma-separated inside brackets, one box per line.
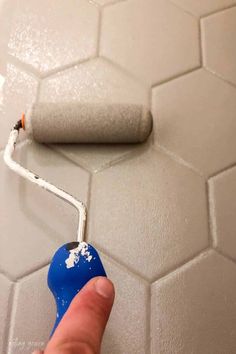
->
[24, 102, 153, 143]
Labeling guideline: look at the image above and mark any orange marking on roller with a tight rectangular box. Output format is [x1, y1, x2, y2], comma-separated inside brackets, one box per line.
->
[21, 113, 25, 130]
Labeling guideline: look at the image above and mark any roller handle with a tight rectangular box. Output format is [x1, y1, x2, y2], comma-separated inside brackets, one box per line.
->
[47, 242, 106, 336]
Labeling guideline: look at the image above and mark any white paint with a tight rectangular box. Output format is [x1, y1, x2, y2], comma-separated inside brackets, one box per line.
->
[4, 126, 87, 242]
[65, 242, 93, 269]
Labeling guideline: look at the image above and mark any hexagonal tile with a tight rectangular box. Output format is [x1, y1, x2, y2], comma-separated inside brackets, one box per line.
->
[89, 148, 208, 281]
[209, 166, 236, 260]
[39, 58, 149, 172]
[6, 0, 99, 75]
[100, 0, 199, 86]
[202, 7, 236, 86]
[8, 267, 54, 354]
[151, 250, 236, 354]
[101, 253, 148, 354]
[0, 64, 38, 149]
[0, 141, 89, 279]
[171, 0, 236, 17]
[152, 69, 236, 177]
[0, 273, 12, 354]
[39, 57, 149, 111]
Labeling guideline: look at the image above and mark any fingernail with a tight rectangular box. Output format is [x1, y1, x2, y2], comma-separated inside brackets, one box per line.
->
[95, 277, 114, 299]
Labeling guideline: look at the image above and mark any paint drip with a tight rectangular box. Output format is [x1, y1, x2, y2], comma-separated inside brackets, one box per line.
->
[65, 242, 93, 269]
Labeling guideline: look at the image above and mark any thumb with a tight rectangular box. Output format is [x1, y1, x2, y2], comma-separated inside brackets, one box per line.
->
[44, 276, 115, 354]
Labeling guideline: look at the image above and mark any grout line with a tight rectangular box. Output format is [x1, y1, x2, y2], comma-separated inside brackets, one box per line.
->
[146, 284, 151, 354]
[41, 55, 98, 80]
[15, 136, 91, 174]
[3, 282, 15, 354]
[7, 53, 40, 80]
[99, 55, 149, 87]
[48, 142, 150, 175]
[154, 144, 204, 177]
[207, 179, 218, 247]
[15, 261, 50, 282]
[103, 0, 128, 9]
[200, 18, 206, 67]
[46, 145, 92, 173]
[92, 241, 150, 285]
[95, 142, 152, 173]
[6, 282, 19, 354]
[200, 4, 236, 19]
[0, 271, 15, 283]
[96, 5, 103, 56]
[89, 229, 214, 290]
[204, 66, 236, 89]
[87, 0, 100, 7]
[214, 249, 236, 267]
[94, 148, 138, 173]
[206, 180, 216, 247]
[0, 268, 16, 283]
[151, 66, 201, 89]
[168, 0, 198, 18]
[151, 247, 211, 285]
[208, 161, 236, 179]
[198, 18, 203, 67]
[169, 1, 236, 19]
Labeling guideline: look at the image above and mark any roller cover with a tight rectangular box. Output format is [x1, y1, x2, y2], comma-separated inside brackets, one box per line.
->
[25, 102, 153, 143]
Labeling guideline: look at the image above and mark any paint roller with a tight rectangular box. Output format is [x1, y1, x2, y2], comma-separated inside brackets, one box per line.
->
[23, 102, 152, 143]
[4, 101, 153, 336]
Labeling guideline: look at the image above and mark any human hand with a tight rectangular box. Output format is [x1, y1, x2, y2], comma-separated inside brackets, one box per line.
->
[32, 277, 115, 354]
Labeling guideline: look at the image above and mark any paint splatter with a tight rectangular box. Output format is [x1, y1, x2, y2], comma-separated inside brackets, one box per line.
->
[65, 242, 93, 269]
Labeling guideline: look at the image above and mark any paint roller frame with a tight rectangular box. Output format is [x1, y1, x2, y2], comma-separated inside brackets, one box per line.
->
[4, 120, 87, 243]
[4, 102, 153, 243]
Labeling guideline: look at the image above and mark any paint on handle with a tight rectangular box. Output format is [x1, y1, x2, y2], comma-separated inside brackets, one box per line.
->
[65, 242, 93, 269]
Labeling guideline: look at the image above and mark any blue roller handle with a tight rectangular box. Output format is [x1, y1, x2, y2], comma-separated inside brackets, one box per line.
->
[47, 242, 106, 336]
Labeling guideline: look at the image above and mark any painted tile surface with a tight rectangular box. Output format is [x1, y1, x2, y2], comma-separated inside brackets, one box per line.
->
[0, 0, 236, 353]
